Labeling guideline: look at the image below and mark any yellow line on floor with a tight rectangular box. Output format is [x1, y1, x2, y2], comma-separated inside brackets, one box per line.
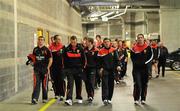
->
[38, 99, 56, 111]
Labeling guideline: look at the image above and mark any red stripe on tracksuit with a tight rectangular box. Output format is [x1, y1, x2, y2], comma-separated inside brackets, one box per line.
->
[67, 52, 81, 58]
[33, 73, 36, 90]
[43, 74, 48, 90]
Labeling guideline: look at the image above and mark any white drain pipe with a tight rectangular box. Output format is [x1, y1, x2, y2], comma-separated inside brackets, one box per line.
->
[108, 5, 130, 20]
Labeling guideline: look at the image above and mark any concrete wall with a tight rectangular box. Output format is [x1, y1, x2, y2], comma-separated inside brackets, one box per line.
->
[86, 24, 94, 38]
[160, 0, 180, 51]
[0, 0, 82, 101]
[146, 12, 160, 34]
[134, 12, 146, 36]
[85, 20, 123, 40]
[0, 0, 16, 101]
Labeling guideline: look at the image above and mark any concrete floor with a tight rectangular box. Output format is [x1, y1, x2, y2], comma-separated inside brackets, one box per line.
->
[0, 64, 180, 111]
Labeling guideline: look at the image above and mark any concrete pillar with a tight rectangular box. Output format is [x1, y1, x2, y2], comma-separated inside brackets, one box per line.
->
[160, 0, 180, 51]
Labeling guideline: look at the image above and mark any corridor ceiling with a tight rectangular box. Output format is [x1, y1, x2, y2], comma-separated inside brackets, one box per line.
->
[67, 0, 160, 23]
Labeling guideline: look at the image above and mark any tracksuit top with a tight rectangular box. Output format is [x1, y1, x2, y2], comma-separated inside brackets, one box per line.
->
[63, 44, 86, 69]
[33, 46, 52, 70]
[84, 46, 99, 68]
[98, 47, 120, 70]
[131, 43, 153, 69]
[49, 43, 64, 69]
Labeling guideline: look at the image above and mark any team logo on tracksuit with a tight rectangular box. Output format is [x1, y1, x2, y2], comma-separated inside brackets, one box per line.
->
[144, 50, 147, 54]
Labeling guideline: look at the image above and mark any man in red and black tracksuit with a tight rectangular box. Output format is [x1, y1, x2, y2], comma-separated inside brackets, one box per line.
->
[122, 41, 129, 77]
[49, 35, 66, 101]
[63, 36, 86, 105]
[84, 38, 99, 103]
[130, 34, 153, 104]
[95, 35, 104, 89]
[31, 36, 53, 104]
[118, 40, 128, 81]
[98, 38, 121, 105]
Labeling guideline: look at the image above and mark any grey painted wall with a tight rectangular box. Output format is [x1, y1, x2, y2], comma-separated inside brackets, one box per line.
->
[0, 0, 82, 101]
[160, 0, 180, 52]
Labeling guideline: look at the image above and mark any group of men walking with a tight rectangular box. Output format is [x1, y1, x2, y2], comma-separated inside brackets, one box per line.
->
[27, 33, 168, 106]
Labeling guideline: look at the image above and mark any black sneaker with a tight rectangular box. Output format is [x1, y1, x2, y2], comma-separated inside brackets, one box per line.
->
[59, 96, 64, 101]
[55, 96, 59, 99]
[156, 75, 159, 78]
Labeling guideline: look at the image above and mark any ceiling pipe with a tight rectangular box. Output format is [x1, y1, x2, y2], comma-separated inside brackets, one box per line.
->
[88, 11, 107, 17]
[99, 8, 159, 12]
[108, 5, 130, 20]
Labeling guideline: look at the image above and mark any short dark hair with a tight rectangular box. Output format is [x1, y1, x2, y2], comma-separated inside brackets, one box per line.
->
[96, 35, 101, 39]
[137, 34, 144, 38]
[87, 38, 94, 44]
[115, 38, 119, 42]
[103, 38, 111, 42]
[83, 37, 88, 40]
[38, 36, 45, 40]
[54, 34, 60, 40]
[70, 35, 77, 40]
[122, 40, 126, 44]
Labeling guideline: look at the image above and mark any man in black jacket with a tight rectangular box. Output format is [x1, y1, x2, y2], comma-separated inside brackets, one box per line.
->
[131, 34, 153, 104]
[31, 36, 53, 104]
[84, 38, 98, 103]
[63, 36, 86, 105]
[157, 42, 168, 78]
[49, 35, 66, 101]
[98, 38, 121, 105]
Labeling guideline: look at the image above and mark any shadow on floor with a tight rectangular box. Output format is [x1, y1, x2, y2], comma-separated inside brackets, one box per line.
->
[134, 104, 158, 111]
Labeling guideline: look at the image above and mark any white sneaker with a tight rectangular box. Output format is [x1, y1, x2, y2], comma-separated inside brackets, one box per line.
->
[77, 99, 83, 104]
[42, 99, 48, 103]
[134, 100, 139, 104]
[65, 99, 72, 106]
[141, 100, 145, 104]
[103, 100, 108, 105]
[108, 100, 112, 104]
[88, 97, 93, 103]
